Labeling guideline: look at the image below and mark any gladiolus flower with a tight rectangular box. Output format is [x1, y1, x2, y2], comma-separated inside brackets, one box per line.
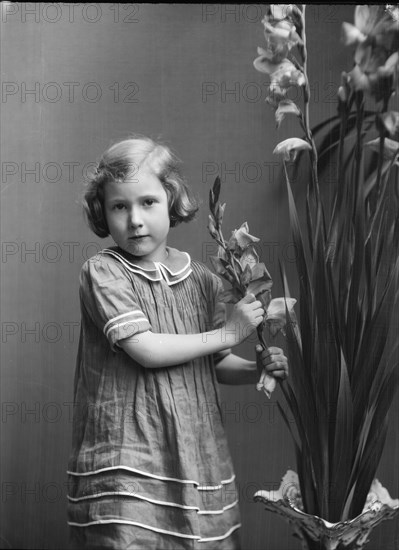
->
[239, 246, 259, 271]
[275, 100, 301, 127]
[366, 138, 399, 160]
[257, 369, 277, 399]
[380, 111, 399, 139]
[227, 222, 260, 251]
[269, 5, 295, 21]
[273, 138, 312, 161]
[342, 6, 399, 101]
[363, 479, 399, 512]
[260, 17, 302, 63]
[342, 6, 399, 50]
[347, 52, 399, 101]
[266, 297, 297, 336]
[254, 56, 305, 89]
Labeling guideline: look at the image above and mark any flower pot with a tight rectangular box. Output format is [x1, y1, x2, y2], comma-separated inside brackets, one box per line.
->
[254, 471, 399, 550]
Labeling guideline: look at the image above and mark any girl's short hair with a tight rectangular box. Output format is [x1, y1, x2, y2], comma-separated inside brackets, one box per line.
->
[83, 136, 199, 238]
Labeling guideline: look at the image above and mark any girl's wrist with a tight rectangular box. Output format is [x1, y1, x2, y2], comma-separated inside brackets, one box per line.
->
[220, 322, 248, 347]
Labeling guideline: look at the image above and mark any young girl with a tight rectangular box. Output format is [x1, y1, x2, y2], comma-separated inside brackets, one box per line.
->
[67, 136, 288, 550]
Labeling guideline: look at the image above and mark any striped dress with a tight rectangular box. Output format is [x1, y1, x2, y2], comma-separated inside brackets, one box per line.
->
[67, 246, 241, 549]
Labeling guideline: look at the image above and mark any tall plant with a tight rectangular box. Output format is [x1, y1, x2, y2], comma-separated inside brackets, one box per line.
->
[250, 4, 399, 524]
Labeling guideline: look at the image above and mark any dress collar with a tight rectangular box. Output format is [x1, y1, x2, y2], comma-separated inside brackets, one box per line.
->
[100, 246, 192, 286]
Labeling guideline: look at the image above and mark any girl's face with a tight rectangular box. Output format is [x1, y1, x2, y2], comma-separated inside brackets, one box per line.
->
[104, 168, 170, 263]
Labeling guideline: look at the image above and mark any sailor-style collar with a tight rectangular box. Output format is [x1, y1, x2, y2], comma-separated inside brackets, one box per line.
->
[101, 246, 192, 286]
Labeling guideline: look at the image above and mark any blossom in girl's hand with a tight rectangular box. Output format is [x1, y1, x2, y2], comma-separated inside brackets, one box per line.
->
[227, 222, 260, 251]
[207, 178, 293, 401]
[257, 367, 277, 398]
[266, 297, 297, 336]
[239, 246, 259, 271]
[273, 138, 312, 162]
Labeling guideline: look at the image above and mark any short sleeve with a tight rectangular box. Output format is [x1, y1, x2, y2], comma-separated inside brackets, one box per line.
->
[211, 273, 232, 365]
[80, 257, 151, 351]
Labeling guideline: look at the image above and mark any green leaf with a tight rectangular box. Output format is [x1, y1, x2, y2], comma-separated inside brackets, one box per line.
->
[251, 262, 272, 282]
[209, 189, 215, 214]
[284, 311, 323, 504]
[209, 255, 226, 276]
[350, 417, 389, 518]
[329, 350, 353, 521]
[247, 279, 273, 296]
[241, 264, 252, 287]
[284, 166, 313, 376]
[258, 289, 272, 310]
[212, 176, 221, 204]
[352, 259, 399, 435]
[208, 215, 218, 239]
[218, 288, 242, 304]
[217, 202, 226, 225]
[277, 401, 300, 449]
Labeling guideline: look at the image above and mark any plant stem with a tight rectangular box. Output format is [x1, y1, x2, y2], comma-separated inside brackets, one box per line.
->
[300, 5, 320, 205]
[370, 99, 389, 220]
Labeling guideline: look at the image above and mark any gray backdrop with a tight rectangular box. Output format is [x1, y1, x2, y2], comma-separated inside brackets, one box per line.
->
[1, 4, 398, 549]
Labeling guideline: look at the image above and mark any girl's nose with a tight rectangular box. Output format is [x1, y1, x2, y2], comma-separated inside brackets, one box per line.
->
[129, 208, 143, 228]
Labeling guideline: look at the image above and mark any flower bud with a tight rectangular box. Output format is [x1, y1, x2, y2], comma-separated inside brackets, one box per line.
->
[337, 86, 347, 103]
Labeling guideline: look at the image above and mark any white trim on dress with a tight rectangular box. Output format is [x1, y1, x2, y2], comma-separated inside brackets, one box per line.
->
[198, 523, 241, 543]
[67, 466, 235, 488]
[67, 491, 200, 511]
[67, 519, 241, 542]
[67, 519, 201, 540]
[67, 465, 200, 485]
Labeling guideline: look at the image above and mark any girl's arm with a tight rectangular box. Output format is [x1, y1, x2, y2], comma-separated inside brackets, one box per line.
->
[119, 293, 264, 368]
[215, 353, 258, 385]
[215, 347, 289, 385]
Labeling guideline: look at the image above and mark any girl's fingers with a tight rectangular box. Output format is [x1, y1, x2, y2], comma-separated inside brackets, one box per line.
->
[256, 346, 288, 383]
[267, 346, 284, 355]
[267, 362, 289, 376]
[262, 353, 288, 367]
[260, 347, 288, 377]
[269, 368, 288, 379]
[261, 346, 284, 358]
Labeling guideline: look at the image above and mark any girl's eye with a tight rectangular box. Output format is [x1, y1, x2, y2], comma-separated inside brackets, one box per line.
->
[113, 203, 126, 210]
[144, 199, 156, 206]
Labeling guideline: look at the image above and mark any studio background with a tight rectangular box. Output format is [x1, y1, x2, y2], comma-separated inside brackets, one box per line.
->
[1, 4, 398, 549]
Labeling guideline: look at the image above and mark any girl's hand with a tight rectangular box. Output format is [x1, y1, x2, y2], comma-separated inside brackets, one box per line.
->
[225, 294, 265, 345]
[256, 345, 288, 398]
